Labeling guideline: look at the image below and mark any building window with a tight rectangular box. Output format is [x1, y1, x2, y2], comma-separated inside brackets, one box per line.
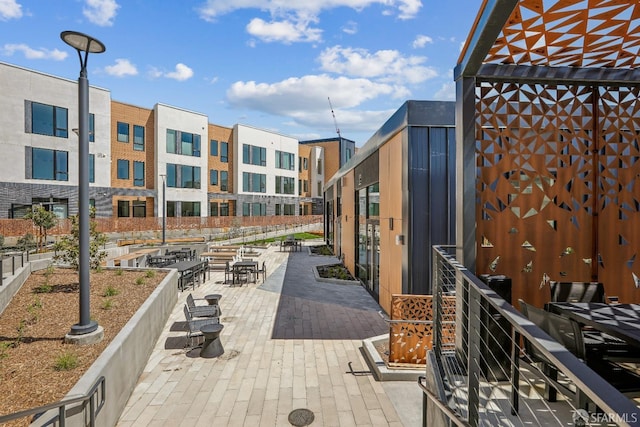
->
[30, 148, 68, 181]
[243, 202, 266, 216]
[117, 122, 129, 142]
[220, 142, 228, 162]
[275, 150, 295, 170]
[30, 102, 68, 138]
[117, 159, 129, 180]
[210, 202, 218, 216]
[242, 144, 266, 166]
[303, 158, 308, 170]
[220, 202, 229, 216]
[166, 201, 177, 217]
[133, 200, 146, 217]
[346, 148, 352, 161]
[275, 176, 295, 194]
[242, 172, 266, 193]
[166, 129, 176, 153]
[220, 171, 228, 191]
[181, 201, 201, 217]
[210, 169, 218, 185]
[117, 200, 130, 217]
[166, 163, 201, 189]
[299, 156, 302, 172]
[89, 154, 95, 183]
[317, 158, 322, 173]
[89, 113, 95, 142]
[210, 140, 218, 156]
[284, 204, 295, 215]
[167, 129, 201, 156]
[303, 180, 309, 192]
[133, 161, 145, 187]
[242, 202, 250, 216]
[317, 181, 322, 195]
[133, 125, 144, 151]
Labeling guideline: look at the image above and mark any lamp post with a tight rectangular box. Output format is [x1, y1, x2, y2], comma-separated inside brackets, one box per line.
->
[160, 174, 166, 245]
[61, 31, 105, 340]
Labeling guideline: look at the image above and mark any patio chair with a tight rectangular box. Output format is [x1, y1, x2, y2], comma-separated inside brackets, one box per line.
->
[183, 305, 219, 348]
[224, 261, 233, 284]
[186, 293, 219, 318]
[257, 261, 267, 282]
[179, 270, 195, 292]
[549, 281, 606, 303]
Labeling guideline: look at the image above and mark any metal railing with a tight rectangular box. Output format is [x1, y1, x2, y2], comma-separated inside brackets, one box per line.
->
[0, 376, 105, 426]
[425, 245, 640, 427]
[0, 251, 28, 285]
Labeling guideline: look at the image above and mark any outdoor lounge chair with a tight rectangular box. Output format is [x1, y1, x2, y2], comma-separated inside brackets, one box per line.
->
[183, 305, 219, 348]
[186, 293, 219, 318]
[257, 261, 267, 282]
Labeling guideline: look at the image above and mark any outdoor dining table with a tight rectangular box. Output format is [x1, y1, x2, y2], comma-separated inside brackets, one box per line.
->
[546, 302, 640, 349]
[231, 260, 258, 285]
[166, 248, 192, 261]
[148, 254, 177, 267]
[165, 259, 207, 290]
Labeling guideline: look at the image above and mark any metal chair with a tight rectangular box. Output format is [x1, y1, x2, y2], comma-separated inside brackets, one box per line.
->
[183, 305, 219, 348]
[257, 261, 267, 282]
[186, 293, 219, 318]
[549, 281, 606, 303]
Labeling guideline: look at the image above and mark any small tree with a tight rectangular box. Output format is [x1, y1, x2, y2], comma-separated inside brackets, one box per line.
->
[53, 207, 107, 270]
[16, 233, 36, 252]
[24, 205, 57, 253]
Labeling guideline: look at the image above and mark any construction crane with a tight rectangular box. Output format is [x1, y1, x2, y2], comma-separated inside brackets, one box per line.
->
[328, 97, 342, 140]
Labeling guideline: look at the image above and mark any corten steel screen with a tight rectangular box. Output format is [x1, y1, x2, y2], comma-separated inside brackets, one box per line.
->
[475, 82, 640, 305]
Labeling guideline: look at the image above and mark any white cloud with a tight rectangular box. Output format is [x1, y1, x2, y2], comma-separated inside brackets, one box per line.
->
[342, 21, 358, 35]
[197, 0, 422, 42]
[83, 0, 119, 26]
[104, 58, 137, 77]
[433, 81, 455, 101]
[151, 63, 194, 81]
[226, 74, 404, 135]
[412, 34, 432, 49]
[1, 43, 67, 60]
[246, 17, 322, 43]
[318, 45, 438, 84]
[0, 0, 22, 20]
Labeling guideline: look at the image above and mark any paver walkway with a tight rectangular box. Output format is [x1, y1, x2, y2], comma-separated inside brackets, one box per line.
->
[117, 242, 422, 427]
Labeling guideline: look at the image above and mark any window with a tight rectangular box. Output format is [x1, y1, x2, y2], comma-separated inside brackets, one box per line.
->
[242, 172, 266, 193]
[166, 164, 201, 189]
[242, 144, 266, 166]
[133, 200, 146, 217]
[303, 158, 308, 170]
[89, 113, 95, 142]
[166, 201, 177, 217]
[133, 125, 144, 151]
[117, 159, 129, 180]
[284, 204, 295, 215]
[299, 179, 303, 195]
[89, 154, 95, 183]
[30, 102, 68, 138]
[30, 148, 68, 181]
[242, 202, 250, 216]
[275, 176, 295, 194]
[220, 171, 228, 191]
[166, 129, 176, 154]
[220, 202, 229, 216]
[317, 159, 322, 173]
[210, 202, 218, 216]
[167, 129, 201, 156]
[210, 169, 218, 185]
[275, 150, 295, 170]
[181, 201, 201, 217]
[117, 122, 129, 143]
[346, 148, 352, 161]
[220, 142, 228, 162]
[133, 161, 145, 187]
[317, 181, 322, 195]
[303, 180, 308, 192]
[117, 200, 130, 217]
[253, 203, 266, 216]
[299, 156, 302, 172]
[210, 140, 218, 156]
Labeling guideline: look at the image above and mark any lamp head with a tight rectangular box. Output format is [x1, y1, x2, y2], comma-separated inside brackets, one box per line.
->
[60, 31, 105, 54]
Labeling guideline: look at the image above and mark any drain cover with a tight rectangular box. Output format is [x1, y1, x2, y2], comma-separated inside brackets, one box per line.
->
[288, 408, 315, 426]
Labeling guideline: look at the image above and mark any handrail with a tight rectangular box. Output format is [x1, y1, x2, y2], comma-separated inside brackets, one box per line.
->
[377, 310, 455, 325]
[0, 376, 106, 426]
[417, 376, 472, 427]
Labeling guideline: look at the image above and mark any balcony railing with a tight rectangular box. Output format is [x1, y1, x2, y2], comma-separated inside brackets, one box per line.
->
[423, 245, 640, 427]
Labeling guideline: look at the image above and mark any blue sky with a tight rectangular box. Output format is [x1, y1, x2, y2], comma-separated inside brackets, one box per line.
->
[0, 0, 479, 145]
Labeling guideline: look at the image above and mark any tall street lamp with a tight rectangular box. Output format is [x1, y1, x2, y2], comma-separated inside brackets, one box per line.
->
[160, 174, 166, 245]
[61, 31, 105, 341]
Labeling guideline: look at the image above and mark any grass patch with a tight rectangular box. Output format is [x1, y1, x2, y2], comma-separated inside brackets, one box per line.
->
[53, 351, 79, 371]
[103, 285, 119, 297]
[247, 232, 323, 245]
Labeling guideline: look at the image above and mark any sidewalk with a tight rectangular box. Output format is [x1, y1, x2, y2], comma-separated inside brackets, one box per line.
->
[117, 241, 422, 426]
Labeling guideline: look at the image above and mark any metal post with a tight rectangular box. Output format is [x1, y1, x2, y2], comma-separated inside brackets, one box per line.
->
[61, 31, 105, 337]
[161, 174, 166, 245]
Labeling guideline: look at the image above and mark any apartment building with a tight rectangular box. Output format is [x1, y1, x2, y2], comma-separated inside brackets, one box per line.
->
[0, 61, 334, 220]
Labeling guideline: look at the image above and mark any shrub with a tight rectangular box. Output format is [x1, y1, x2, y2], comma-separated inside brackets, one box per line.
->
[103, 285, 119, 297]
[135, 276, 145, 285]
